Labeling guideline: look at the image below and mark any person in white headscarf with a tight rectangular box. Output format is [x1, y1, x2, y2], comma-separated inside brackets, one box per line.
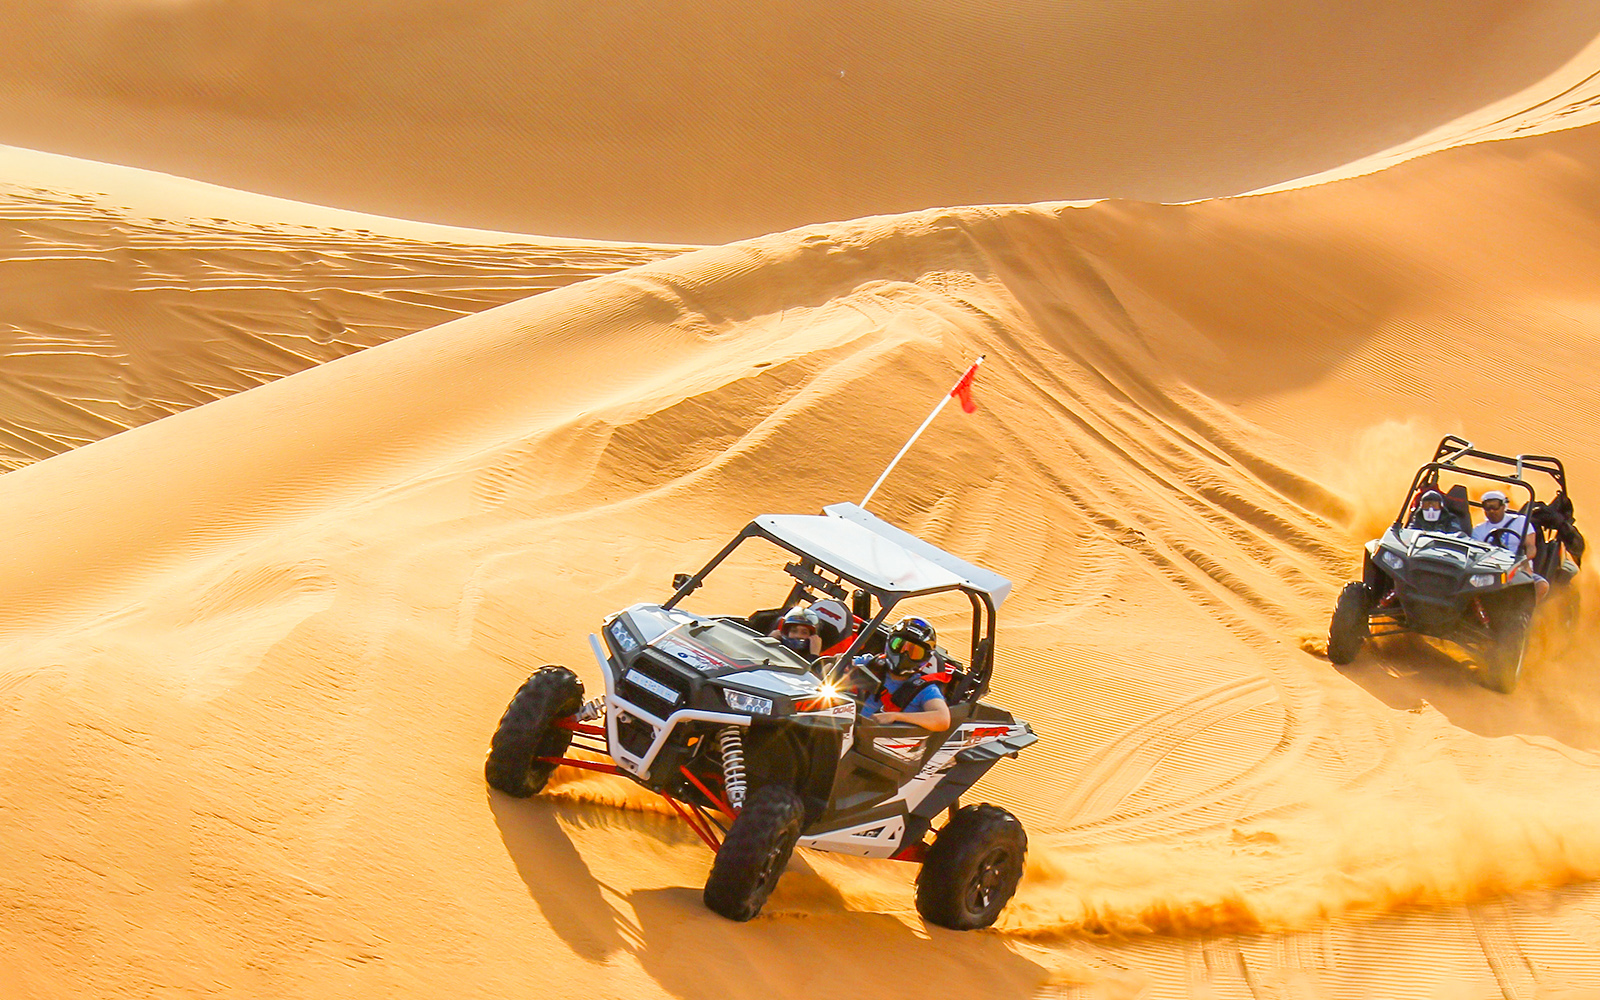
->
[1472, 490, 1524, 550]
[1472, 489, 1548, 600]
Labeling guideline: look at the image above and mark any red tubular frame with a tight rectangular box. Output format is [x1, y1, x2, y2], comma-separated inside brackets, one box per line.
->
[889, 841, 927, 862]
[539, 724, 732, 853]
[661, 794, 723, 851]
[538, 750, 932, 861]
[536, 756, 620, 775]
[543, 719, 931, 863]
[678, 766, 738, 823]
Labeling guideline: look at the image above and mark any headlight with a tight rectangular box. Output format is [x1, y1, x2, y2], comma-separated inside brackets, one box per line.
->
[607, 619, 640, 653]
[1379, 550, 1405, 571]
[1469, 573, 1499, 588]
[723, 690, 774, 716]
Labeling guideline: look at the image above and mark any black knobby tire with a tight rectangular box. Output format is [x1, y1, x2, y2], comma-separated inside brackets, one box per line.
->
[1481, 601, 1533, 694]
[485, 666, 584, 797]
[916, 803, 1027, 930]
[1327, 582, 1374, 666]
[702, 784, 805, 921]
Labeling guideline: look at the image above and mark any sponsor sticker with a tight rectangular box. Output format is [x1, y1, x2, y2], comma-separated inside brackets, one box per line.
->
[963, 725, 1009, 746]
[656, 637, 728, 674]
[877, 736, 926, 762]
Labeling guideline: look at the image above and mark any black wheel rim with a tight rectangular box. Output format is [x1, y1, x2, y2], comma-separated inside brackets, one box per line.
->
[965, 848, 1011, 915]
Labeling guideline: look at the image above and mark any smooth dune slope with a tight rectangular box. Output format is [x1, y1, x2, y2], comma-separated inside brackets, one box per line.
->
[0, 147, 691, 469]
[4, 117, 1600, 997]
[3, 0, 1600, 242]
[1261, 29, 1600, 192]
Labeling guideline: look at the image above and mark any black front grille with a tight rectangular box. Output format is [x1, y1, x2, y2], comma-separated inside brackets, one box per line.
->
[1410, 564, 1460, 597]
[617, 655, 690, 718]
[616, 715, 656, 758]
[1404, 600, 1455, 631]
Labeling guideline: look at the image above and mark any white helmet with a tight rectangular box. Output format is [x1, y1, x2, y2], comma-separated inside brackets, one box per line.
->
[781, 607, 820, 632]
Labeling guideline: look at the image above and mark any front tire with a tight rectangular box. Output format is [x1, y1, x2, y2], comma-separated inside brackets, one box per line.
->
[1480, 600, 1533, 694]
[1328, 582, 1374, 665]
[916, 804, 1027, 930]
[485, 666, 584, 797]
[702, 784, 805, 921]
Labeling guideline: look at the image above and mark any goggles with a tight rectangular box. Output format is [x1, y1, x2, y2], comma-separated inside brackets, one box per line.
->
[888, 636, 929, 662]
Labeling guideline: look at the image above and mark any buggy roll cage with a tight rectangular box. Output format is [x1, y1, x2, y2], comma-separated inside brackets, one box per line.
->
[662, 513, 1002, 700]
[1393, 434, 1570, 532]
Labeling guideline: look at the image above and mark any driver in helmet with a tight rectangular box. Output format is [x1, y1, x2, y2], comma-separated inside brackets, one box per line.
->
[770, 606, 823, 659]
[1406, 489, 1467, 535]
[857, 617, 951, 732]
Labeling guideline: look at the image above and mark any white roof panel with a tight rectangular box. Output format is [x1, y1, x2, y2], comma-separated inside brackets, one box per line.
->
[750, 503, 1012, 606]
[825, 503, 1013, 605]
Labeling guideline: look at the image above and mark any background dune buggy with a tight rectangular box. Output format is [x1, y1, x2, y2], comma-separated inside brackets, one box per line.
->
[1328, 435, 1584, 691]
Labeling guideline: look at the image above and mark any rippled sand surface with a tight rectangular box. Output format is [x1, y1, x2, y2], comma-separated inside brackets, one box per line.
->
[5, 3, 1600, 996]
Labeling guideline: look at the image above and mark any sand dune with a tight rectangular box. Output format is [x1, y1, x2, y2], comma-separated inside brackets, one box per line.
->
[5, 125, 1600, 994]
[5, 0, 1600, 242]
[6, 4, 1600, 998]
[0, 147, 691, 469]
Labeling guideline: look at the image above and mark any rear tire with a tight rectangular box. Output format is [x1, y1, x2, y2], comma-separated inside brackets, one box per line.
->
[916, 804, 1027, 930]
[703, 784, 805, 921]
[1557, 576, 1582, 630]
[485, 666, 584, 797]
[1481, 601, 1533, 694]
[1328, 582, 1373, 665]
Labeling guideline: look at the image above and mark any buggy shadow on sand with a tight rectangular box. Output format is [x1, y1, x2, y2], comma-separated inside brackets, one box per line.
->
[1328, 435, 1585, 692]
[485, 502, 1036, 927]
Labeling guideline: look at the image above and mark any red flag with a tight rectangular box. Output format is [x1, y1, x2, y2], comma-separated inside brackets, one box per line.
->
[949, 357, 982, 413]
[859, 354, 987, 509]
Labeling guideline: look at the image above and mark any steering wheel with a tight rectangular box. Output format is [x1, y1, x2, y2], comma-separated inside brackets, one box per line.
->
[1486, 526, 1522, 551]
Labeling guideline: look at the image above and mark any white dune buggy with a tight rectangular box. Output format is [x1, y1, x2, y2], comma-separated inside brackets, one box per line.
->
[486, 502, 1036, 927]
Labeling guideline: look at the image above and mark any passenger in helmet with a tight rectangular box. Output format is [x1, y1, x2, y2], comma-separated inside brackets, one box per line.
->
[856, 616, 951, 731]
[1406, 489, 1467, 535]
[770, 606, 823, 659]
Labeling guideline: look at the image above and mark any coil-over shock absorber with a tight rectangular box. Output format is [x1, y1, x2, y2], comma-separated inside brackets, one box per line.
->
[717, 727, 747, 810]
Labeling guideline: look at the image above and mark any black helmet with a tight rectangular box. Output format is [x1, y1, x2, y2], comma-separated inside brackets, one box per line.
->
[886, 616, 936, 673]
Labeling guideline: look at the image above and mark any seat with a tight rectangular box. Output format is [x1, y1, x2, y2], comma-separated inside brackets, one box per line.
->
[1446, 484, 1473, 530]
[1534, 531, 1561, 579]
[745, 607, 785, 635]
[809, 599, 854, 652]
[940, 663, 976, 706]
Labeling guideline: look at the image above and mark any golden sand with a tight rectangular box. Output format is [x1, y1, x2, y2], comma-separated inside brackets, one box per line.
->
[4, 2, 1600, 995]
